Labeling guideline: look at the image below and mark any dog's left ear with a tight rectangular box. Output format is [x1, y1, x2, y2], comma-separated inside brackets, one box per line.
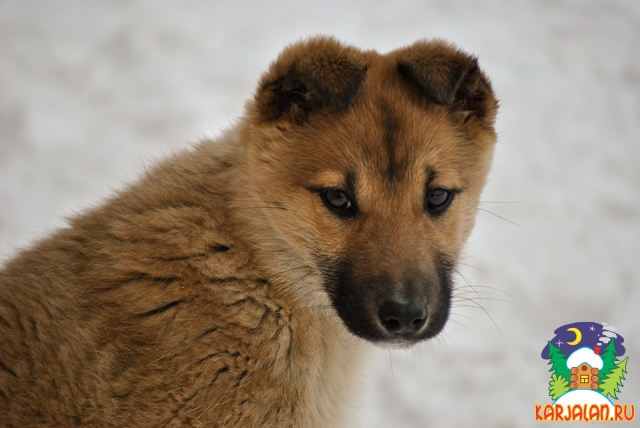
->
[253, 36, 369, 124]
[397, 40, 497, 123]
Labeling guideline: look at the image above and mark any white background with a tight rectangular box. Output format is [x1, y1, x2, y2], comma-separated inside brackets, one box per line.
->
[1, 1, 639, 426]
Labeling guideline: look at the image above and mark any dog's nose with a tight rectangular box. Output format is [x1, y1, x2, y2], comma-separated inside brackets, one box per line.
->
[378, 300, 427, 335]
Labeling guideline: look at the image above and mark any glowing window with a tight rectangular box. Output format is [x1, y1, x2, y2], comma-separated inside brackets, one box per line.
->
[580, 375, 589, 383]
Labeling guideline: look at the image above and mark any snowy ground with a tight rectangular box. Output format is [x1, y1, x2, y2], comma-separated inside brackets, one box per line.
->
[1, 1, 639, 426]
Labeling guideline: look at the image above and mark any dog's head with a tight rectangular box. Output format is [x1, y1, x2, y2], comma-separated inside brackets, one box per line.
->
[243, 36, 498, 346]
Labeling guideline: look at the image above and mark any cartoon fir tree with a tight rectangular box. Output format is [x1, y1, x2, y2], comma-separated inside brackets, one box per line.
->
[546, 341, 571, 383]
[599, 338, 618, 391]
[600, 357, 628, 400]
[549, 373, 570, 401]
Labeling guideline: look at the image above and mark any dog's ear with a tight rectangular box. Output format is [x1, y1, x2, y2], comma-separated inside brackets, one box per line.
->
[253, 36, 368, 123]
[397, 40, 497, 123]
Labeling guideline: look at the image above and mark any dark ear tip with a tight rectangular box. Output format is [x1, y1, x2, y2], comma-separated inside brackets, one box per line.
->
[253, 36, 369, 123]
[396, 40, 497, 121]
[397, 60, 463, 106]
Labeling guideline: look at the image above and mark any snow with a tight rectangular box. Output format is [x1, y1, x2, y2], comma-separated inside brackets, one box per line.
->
[566, 347, 603, 370]
[1, 1, 639, 427]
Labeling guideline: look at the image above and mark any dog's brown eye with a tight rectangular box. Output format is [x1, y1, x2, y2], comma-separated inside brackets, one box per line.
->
[426, 188, 454, 215]
[320, 188, 356, 219]
[326, 189, 350, 208]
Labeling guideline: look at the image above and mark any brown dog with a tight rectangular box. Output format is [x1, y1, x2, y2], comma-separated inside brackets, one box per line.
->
[0, 36, 498, 426]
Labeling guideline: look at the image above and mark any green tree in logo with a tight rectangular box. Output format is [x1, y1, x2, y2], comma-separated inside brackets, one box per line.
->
[548, 373, 570, 400]
[598, 338, 618, 384]
[600, 356, 629, 400]
[546, 341, 571, 384]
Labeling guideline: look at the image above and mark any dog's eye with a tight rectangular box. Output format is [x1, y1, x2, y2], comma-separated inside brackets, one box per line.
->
[320, 188, 356, 219]
[425, 188, 455, 215]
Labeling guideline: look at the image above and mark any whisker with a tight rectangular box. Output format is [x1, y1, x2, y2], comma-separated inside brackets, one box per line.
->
[451, 296, 503, 337]
[476, 207, 527, 230]
[454, 284, 514, 299]
[455, 270, 484, 307]
[445, 317, 471, 330]
[452, 288, 508, 297]
[448, 311, 473, 321]
[451, 296, 510, 303]
[478, 200, 523, 204]
[457, 262, 489, 276]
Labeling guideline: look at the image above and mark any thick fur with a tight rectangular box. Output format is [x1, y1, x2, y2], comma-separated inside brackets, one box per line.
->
[0, 36, 498, 427]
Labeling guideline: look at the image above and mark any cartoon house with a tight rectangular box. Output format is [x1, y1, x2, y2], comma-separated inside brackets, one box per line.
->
[566, 347, 602, 390]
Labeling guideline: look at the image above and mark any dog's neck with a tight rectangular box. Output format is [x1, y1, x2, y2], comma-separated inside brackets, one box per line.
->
[212, 132, 372, 425]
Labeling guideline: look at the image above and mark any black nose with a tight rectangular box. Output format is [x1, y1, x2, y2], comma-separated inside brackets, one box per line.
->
[378, 300, 428, 335]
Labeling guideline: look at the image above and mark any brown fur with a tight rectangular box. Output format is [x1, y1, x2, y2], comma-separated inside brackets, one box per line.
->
[0, 36, 498, 426]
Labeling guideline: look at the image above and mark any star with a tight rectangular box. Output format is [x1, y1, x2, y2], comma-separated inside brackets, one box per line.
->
[590, 325, 595, 331]
[555, 340, 564, 347]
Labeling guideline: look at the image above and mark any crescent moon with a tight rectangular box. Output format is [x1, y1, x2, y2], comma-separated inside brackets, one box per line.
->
[567, 327, 582, 345]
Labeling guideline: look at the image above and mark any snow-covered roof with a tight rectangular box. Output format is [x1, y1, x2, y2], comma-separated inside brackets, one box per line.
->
[566, 347, 603, 369]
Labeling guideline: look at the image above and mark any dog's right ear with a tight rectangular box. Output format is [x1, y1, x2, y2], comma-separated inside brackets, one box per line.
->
[252, 36, 368, 124]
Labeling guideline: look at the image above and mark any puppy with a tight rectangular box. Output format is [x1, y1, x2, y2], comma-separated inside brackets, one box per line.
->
[0, 36, 498, 426]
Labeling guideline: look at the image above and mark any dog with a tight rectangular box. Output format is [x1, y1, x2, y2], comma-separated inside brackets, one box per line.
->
[0, 36, 498, 426]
